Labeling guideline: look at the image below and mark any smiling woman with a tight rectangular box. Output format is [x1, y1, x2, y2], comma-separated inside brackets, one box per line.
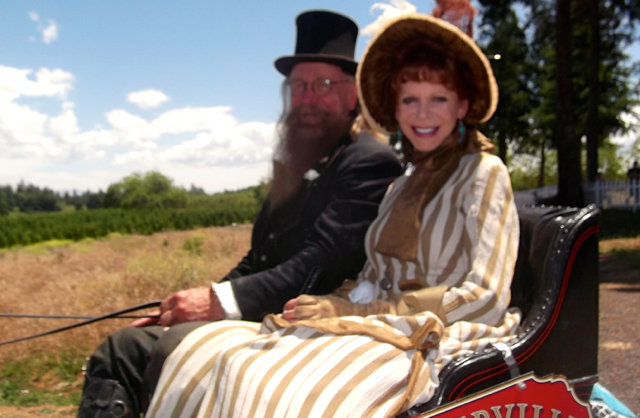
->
[395, 81, 468, 153]
[392, 45, 470, 154]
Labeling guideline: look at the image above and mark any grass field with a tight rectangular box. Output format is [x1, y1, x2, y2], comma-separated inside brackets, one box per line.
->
[0, 209, 639, 415]
[0, 224, 251, 410]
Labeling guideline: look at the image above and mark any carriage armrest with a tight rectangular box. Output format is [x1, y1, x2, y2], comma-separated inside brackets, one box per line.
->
[401, 204, 600, 416]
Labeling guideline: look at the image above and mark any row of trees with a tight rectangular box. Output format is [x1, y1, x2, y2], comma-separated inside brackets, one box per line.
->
[0, 207, 259, 249]
[0, 184, 62, 215]
[0, 172, 268, 216]
[476, 0, 639, 206]
[0, 171, 269, 248]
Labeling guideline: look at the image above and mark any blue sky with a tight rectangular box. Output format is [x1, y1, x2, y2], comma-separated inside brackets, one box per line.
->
[1, 1, 638, 194]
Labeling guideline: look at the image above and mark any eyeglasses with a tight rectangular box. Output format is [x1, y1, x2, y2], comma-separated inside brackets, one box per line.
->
[286, 78, 352, 97]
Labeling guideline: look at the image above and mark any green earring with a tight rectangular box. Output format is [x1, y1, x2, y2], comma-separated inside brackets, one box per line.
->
[458, 120, 466, 143]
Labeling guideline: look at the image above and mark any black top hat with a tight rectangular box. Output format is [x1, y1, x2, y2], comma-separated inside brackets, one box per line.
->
[274, 10, 359, 76]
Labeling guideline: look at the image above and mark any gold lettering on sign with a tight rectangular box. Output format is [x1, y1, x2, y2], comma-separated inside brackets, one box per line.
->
[491, 403, 516, 418]
[517, 403, 528, 418]
[532, 405, 544, 418]
[457, 401, 580, 418]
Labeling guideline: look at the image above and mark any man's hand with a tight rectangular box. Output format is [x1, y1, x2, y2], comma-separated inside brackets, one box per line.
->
[131, 286, 225, 327]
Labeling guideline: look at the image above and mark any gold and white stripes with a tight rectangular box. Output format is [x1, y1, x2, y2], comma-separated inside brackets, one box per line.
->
[358, 152, 519, 327]
[146, 151, 521, 418]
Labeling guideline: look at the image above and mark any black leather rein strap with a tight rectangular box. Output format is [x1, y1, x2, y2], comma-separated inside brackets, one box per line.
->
[0, 313, 158, 320]
[0, 300, 162, 347]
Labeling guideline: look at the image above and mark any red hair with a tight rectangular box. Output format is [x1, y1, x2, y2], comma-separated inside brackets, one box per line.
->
[391, 42, 471, 102]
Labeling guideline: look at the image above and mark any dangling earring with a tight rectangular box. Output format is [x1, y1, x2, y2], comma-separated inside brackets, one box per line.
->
[458, 120, 466, 143]
[396, 128, 406, 154]
[397, 128, 412, 164]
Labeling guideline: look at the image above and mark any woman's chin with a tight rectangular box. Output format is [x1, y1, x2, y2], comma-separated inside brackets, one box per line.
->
[411, 139, 443, 153]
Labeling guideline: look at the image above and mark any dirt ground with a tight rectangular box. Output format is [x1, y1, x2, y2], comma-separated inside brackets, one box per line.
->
[597, 254, 640, 415]
[0, 406, 75, 418]
[0, 253, 638, 418]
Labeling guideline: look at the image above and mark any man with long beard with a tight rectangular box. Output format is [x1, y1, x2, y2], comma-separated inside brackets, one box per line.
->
[77, 10, 401, 418]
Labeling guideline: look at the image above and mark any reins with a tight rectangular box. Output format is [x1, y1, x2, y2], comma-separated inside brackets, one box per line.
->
[0, 300, 161, 347]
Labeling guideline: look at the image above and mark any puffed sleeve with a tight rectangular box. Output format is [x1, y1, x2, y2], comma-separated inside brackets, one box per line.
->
[439, 156, 519, 326]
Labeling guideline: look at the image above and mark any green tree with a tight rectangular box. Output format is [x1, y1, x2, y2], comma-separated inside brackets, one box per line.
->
[14, 181, 62, 213]
[188, 184, 207, 195]
[510, 0, 638, 203]
[104, 171, 188, 209]
[252, 181, 269, 208]
[554, 0, 584, 206]
[585, 0, 601, 183]
[572, 0, 638, 182]
[596, 139, 626, 179]
[0, 186, 13, 216]
[85, 190, 104, 209]
[477, 1, 534, 165]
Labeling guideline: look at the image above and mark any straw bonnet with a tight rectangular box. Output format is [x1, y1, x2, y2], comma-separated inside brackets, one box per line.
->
[357, 13, 498, 134]
[275, 10, 359, 76]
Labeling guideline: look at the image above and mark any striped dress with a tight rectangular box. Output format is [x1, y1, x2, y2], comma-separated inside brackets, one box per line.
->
[146, 151, 521, 418]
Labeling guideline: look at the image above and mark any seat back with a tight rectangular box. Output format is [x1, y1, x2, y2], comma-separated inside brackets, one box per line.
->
[509, 205, 599, 390]
[400, 204, 600, 416]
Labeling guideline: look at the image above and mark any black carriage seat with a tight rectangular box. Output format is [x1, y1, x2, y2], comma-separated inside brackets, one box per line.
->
[400, 204, 600, 417]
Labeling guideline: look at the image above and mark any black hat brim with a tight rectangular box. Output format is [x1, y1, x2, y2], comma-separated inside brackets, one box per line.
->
[274, 54, 358, 76]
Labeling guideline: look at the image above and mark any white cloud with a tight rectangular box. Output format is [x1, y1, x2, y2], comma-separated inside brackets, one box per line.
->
[0, 66, 74, 101]
[0, 101, 47, 144]
[152, 107, 236, 134]
[162, 121, 275, 165]
[113, 115, 276, 166]
[42, 20, 59, 44]
[48, 102, 79, 143]
[0, 64, 278, 192]
[361, 0, 417, 36]
[0, 66, 76, 158]
[0, 160, 128, 193]
[104, 106, 254, 151]
[27, 12, 59, 44]
[127, 89, 170, 109]
[165, 163, 271, 194]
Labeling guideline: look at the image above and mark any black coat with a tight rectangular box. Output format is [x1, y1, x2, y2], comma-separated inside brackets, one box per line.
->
[220, 133, 402, 321]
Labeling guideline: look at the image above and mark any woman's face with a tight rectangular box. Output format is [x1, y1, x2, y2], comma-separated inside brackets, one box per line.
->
[395, 80, 469, 153]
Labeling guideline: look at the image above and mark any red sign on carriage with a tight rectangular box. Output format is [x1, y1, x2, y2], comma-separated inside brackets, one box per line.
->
[415, 373, 592, 418]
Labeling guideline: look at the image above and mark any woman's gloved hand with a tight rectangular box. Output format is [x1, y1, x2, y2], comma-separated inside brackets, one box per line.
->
[281, 294, 394, 322]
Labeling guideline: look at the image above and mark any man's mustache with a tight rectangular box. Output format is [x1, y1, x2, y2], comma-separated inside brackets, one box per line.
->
[287, 105, 330, 126]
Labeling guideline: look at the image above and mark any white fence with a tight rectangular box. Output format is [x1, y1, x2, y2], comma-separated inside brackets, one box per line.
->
[519, 180, 640, 211]
[586, 180, 640, 211]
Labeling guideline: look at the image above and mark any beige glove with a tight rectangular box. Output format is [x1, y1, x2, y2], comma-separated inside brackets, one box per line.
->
[330, 279, 359, 299]
[293, 284, 449, 323]
[393, 285, 448, 323]
[291, 294, 394, 320]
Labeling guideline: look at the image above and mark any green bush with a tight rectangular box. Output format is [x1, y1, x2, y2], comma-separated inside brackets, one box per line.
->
[600, 209, 640, 239]
[182, 235, 205, 256]
[104, 171, 188, 210]
[0, 205, 259, 249]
